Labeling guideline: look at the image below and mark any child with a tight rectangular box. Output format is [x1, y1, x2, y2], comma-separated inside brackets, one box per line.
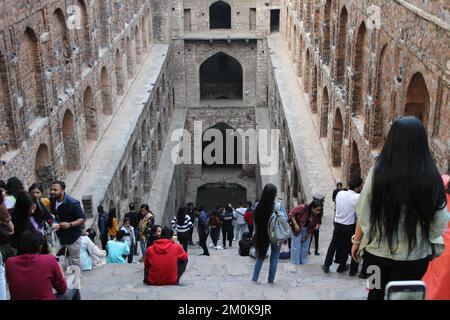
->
[120, 217, 136, 263]
[209, 210, 222, 250]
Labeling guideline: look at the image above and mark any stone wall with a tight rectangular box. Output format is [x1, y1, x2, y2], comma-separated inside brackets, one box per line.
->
[280, 0, 450, 181]
[0, 0, 162, 188]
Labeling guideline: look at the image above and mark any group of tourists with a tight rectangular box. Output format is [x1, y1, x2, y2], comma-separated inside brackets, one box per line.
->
[246, 116, 449, 301]
[0, 179, 87, 300]
[169, 202, 255, 256]
[0, 116, 449, 300]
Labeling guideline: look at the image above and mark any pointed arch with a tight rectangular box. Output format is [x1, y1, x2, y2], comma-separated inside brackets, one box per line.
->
[210, 1, 231, 29]
[321, 87, 330, 137]
[199, 52, 243, 100]
[332, 108, 344, 167]
[62, 110, 81, 171]
[405, 72, 430, 128]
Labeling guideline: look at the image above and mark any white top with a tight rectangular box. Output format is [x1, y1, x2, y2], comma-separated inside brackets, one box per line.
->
[55, 200, 63, 210]
[233, 207, 247, 225]
[334, 189, 360, 225]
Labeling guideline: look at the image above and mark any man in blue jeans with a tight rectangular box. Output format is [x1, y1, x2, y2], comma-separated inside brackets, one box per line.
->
[196, 207, 210, 256]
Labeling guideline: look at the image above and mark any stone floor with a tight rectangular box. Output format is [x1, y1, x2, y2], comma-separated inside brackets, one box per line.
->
[80, 234, 367, 300]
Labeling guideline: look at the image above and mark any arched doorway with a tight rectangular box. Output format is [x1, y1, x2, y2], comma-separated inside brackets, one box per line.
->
[62, 110, 81, 171]
[332, 108, 344, 167]
[292, 25, 297, 63]
[101, 67, 112, 115]
[352, 22, 367, 117]
[310, 66, 318, 113]
[200, 52, 243, 100]
[349, 141, 361, 179]
[83, 86, 97, 140]
[35, 144, 53, 192]
[321, 87, 330, 137]
[0, 51, 16, 150]
[132, 140, 139, 172]
[143, 161, 150, 192]
[121, 166, 128, 199]
[372, 45, 387, 149]
[202, 122, 243, 168]
[323, 0, 332, 64]
[196, 183, 247, 212]
[19, 27, 45, 125]
[336, 6, 348, 86]
[77, 0, 92, 67]
[135, 26, 142, 64]
[209, 1, 231, 29]
[126, 37, 133, 78]
[304, 49, 311, 93]
[115, 49, 124, 95]
[405, 72, 430, 128]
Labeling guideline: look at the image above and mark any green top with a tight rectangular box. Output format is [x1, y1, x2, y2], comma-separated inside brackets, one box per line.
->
[355, 167, 448, 262]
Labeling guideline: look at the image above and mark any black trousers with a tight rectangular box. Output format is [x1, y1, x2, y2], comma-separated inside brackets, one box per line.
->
[324, 223, 358, 274]
[221, 224, 233, 247]
[308, 229, 319, 254]
[210, 227, 220, 247]
[188, 226, 194, 243]
[177, 231, 190, 252]
[100, 232, 108, 251]
[127, 243, 134, 263]
[199, 231, 210, 255]
[364, 251, 430, 300]
[248, 224, 254, 237]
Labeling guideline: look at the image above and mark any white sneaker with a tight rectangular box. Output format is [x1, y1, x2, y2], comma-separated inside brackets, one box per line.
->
[216, 245, 223, 250]
[214, 246, 218, 250]
[209, 243, 214, 248]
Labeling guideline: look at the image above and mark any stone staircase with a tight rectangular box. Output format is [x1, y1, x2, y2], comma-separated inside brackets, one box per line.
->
[80, 235, 368, 300]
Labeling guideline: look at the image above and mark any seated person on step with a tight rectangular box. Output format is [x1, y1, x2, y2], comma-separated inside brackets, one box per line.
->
[144, 227, 188, 286]
[5, 230, 71, 300]
[106, 230, 130, 264]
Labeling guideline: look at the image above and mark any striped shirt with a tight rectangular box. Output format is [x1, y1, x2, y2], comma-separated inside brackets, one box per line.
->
[171, 215, 193, 233]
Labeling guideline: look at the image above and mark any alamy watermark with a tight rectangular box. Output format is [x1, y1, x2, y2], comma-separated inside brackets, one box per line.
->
[170, 121, 280, 175]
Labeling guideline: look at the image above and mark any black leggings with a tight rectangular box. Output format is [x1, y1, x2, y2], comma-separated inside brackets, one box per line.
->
[363, 251, 430, 300]
[177, 231, 190, 252]
[308, 229, 319, 253]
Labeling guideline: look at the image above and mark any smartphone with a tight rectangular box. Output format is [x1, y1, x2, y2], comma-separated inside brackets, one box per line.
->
[385, 281, 426, 300]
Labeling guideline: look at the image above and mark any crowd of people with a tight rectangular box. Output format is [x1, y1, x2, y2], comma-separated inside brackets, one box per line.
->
[0, 116, 449, 300]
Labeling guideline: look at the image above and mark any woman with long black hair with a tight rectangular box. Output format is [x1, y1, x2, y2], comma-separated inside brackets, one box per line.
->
[106, 208, 119, 240]
[171, 207, 192, 252]
[351, 116, 448, 300]
[252, 183, 287, 284]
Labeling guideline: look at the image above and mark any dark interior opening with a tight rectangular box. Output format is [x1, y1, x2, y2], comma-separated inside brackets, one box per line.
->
[270, 9, 280, 33]
[210, 1, 231, 29]
[200, 52, 243, 100]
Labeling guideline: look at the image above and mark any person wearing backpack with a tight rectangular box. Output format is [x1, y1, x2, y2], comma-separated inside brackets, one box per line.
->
[252, 184, 288, 284]
[289, 199, 323, 265]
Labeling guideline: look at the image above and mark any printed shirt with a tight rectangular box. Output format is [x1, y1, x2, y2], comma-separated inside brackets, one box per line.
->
[171, 215, 193, 233]
[355, 167, 449, 261]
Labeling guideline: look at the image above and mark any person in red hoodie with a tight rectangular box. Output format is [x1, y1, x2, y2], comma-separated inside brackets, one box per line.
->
[144, 227, 188, 286]
[5, 229, 67, 300]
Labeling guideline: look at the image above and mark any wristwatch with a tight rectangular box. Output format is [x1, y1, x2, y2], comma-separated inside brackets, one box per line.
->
[351, 235, 360, 245]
